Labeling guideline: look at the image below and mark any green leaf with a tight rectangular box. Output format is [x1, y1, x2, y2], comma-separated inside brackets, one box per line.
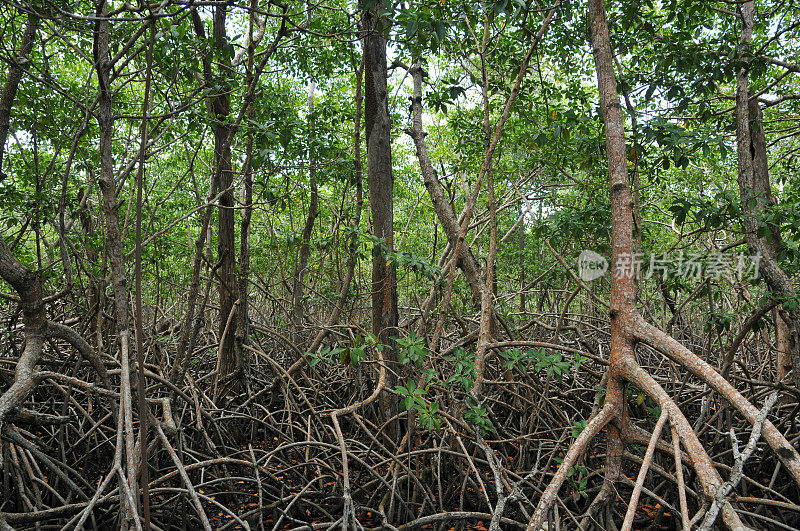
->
[405, 19, 418, 40]
[572, 419, 588, 438]
[433, 20, 446, 43]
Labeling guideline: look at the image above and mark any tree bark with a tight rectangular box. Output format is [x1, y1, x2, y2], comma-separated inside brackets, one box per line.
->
[776, 310, 792, 382]
[132, 19, 154, 530]
[210, 4, 241, 396]
[406, 64, 482, 309]
[528, 2, 800, 527]
[305, 55, 364, 357]
[0, 14, 44, 433]
[0, 241, 44, 430]
[734, 1, 800, 388]
[0, 14, 38, 179]
[234, 0, 259, 395]
[291, 83, 319, 341]
[361, 0, 399, 437]
[93, 0, 140, 524]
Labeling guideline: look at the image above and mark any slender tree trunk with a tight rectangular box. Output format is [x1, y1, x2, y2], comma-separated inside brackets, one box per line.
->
[306, 56, 363, 356]
[171, 174, 219, 383]
[77, 186, 104, 348]
[93, 0, 140, 525]
[291, 83, 319, 341]
[235, 0, 259, 392]
[519, 203, 526, 314]
[132, 20, 154, 531]
[406, 64, 482, 309]
[0, 14, 38, 178]
[776, 310, 792, 381]
[361, 0, 399, 437]
[184, 4, 285, 391]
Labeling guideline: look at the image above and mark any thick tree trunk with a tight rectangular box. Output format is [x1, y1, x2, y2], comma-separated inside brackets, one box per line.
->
[210, 5, 241, 397]
[361, 0, 399, 438]
[0, 241, 44, 429]
[528, 2, 800, 527]
[584, 0, 634, 515]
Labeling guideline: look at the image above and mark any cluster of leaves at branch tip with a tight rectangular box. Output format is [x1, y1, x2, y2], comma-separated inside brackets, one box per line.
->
[348, 229, 441, 280]
[669, 189, 800, 274]
[705, 310, 737, 335]
[628, 386, 662, 426]
[500, 347, 585, 381]
[308, 332, 380, 368]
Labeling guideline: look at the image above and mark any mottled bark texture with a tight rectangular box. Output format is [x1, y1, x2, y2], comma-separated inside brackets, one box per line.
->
[0, 240, 44, 430]
[189, 5, 241, 396]
[94, 0, 141, 524]
[235, 0, 259, 396]
[211, 5, 241, 397]
[406, 65, 482, 309]
[361, 0, 399, 437]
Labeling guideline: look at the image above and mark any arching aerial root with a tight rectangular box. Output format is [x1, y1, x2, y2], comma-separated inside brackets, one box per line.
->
[525, 349, 792, 531]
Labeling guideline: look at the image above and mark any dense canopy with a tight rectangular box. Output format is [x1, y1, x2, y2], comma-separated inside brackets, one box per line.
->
[0, 0, 799, 529]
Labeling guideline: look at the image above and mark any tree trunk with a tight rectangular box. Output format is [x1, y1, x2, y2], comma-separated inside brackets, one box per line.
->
[528, 2, 800, 527]
[776, 310, 792, 381]
[734, 1, 800, 388]
[93, 0, 140, 524]
[306, 55, 363, 357]
[519, 203, 526, 314]
[0, 13, 45, 432]
[361, 0, 399, 438]
[406, 64, 482, 309]
[190, 4, 242, 399]
[0, 14, 38, 179]
[291, 83, 319, 342]
[235, 0, 259, 395]
[213, 5, 240, 396]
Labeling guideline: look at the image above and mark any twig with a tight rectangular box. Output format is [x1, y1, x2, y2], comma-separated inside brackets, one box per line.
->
[698, 392, 778, 531]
